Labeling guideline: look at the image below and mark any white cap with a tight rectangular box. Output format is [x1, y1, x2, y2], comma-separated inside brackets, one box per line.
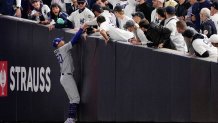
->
[208, 34, 218, 43]
[158, 0, 165, 3]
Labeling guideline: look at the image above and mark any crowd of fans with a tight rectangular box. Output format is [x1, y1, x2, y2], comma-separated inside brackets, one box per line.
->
[1, 0, 218, 58]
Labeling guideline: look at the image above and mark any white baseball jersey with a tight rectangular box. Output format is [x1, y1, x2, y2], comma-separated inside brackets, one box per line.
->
[31, 4, 51, 21]
[54, 42, 74, 74]
[164, 16, 178, 36]
[68, 8, 95, 29]
[86, 10, 115, 26]
[192, 38, 218, 56]
[102, 10, 117, 26]
[99, 22, 135, 41]
[124, 0, 137, 18]
[151, 9, 158, 24]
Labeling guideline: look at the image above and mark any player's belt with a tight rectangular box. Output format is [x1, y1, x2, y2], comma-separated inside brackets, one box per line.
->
[61, 73, 72, 75]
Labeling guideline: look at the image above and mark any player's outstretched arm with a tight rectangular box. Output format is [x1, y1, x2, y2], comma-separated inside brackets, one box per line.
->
[70, 28, 84, 45]
[70, 23, 89, 45]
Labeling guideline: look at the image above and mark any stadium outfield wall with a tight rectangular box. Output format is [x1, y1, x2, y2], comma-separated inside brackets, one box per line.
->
[0, 15, 218, 122]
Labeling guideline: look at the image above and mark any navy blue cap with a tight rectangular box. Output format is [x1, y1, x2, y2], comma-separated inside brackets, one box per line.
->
[131, 12, 145, 19]
[123, 20, 135, 29]
[52, 37, 63, 48]
[165, 6, 176, 14]
[92, 4, 103, 13]
[113, 5, 123, 12]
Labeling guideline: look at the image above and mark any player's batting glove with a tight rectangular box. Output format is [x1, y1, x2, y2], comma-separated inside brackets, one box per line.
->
[57, 18, 65, 24]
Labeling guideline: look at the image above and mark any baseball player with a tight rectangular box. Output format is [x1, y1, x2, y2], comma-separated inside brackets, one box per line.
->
[52, 24, 87, 123]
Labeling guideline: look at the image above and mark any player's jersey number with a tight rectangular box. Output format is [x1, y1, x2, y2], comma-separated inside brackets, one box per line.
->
[56, 54, 63, 63]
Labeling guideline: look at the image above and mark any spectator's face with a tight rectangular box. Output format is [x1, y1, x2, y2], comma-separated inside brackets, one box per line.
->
[200, 12, 207, 22]
[189, 0, 196, 5]
[78, 1, 86, 9]
[211, 6, 216, 16]
[114, 12, 121, 18]
[72, 0, 78, 6]
[178, 0, 185, 4]
[94, 11, 100, 16]
[57, 41, 65, 48]
[152, 0, 159, 8]
[177, 27, 185, 33]
[104, 0, 109, 5]
[96, 0, 104, 6]
[52, 7, 60, 16]
[133, 16, 141, 24]
[32, 1, 40, 10]
[127, 26, 135, 32]
[157, 14, 164, 20]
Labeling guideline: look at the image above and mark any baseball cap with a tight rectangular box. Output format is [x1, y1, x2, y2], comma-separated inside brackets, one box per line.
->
[165, 6, 176, 14]
[113, 5, 124, 12]
[212, 1, 218, 10]
[92, 4, 103, 13]
[131, 12, 145, 19]
[123, 20, 135, 29]
[208, 34, 218, 43]
[52, 37, 63, 48]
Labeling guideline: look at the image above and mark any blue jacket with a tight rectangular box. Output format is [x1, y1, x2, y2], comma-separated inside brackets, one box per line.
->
[0, 0, 16, 16]
[192, 0, 211, 31]
[200, 19, 217, 38]
[176, 0, 191, 18]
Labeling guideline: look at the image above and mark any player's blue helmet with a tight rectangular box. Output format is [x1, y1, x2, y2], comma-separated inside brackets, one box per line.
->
[52, 37, 63, 48]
